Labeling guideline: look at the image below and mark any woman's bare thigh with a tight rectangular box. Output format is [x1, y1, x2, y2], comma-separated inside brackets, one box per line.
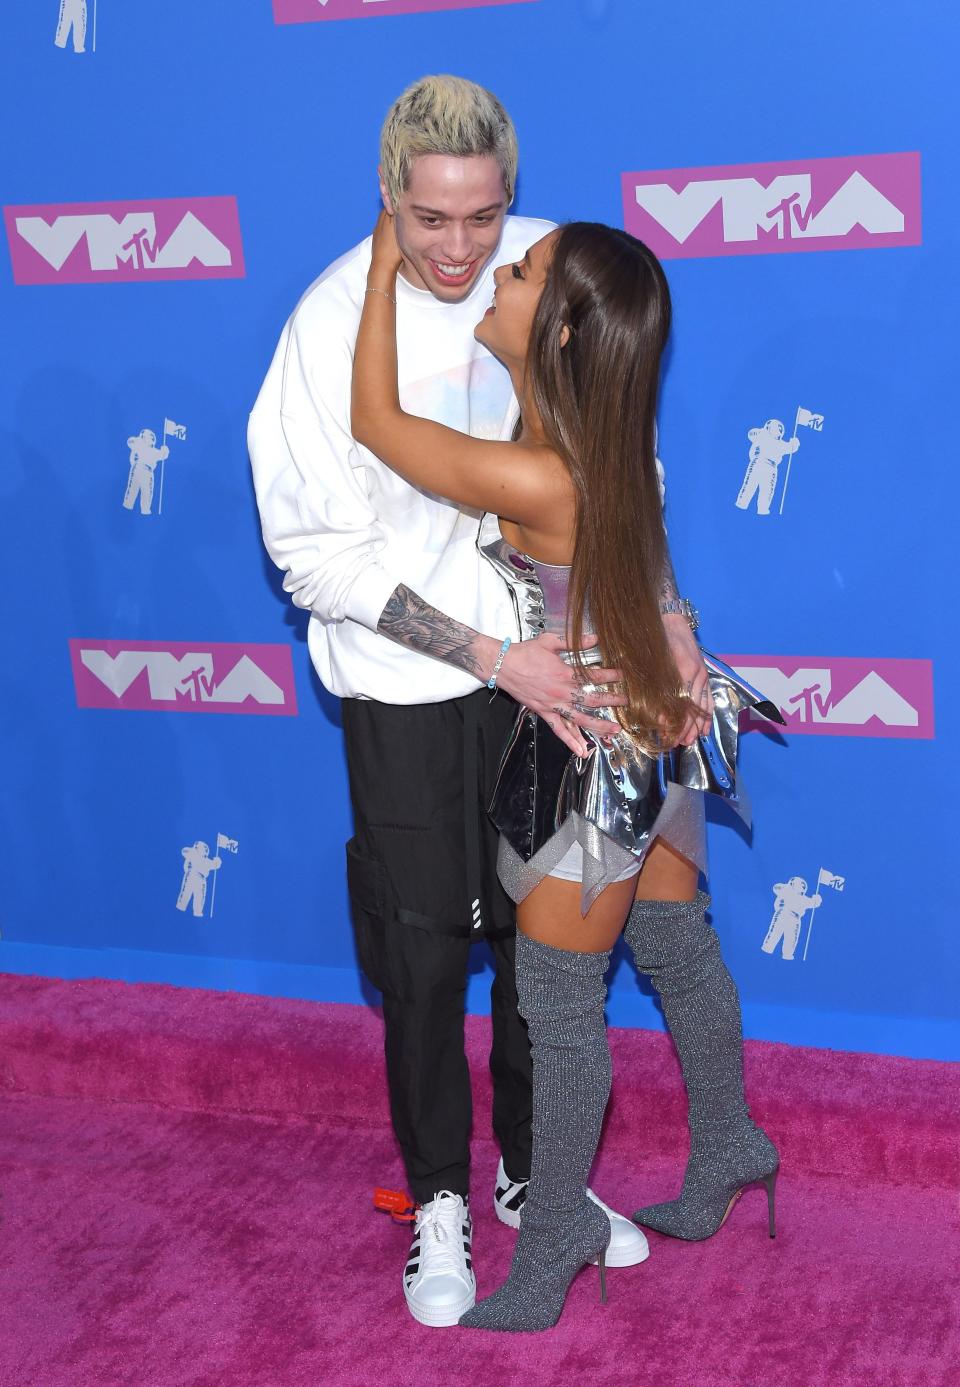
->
[516, 839, 699, 955]
[517, 873, 640, 954]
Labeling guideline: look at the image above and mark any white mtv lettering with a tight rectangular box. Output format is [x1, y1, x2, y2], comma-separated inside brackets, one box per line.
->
[148, 212, 232, 269]
[736, 666, 919, 727]
[80, 650, 284, 704]
[635, 176, 809, 244]
[16, 211, 232, 271]
[793, 171, 904, 239]
[635, 172, 903, 244]
[825, 670, 918, 726]
[206, 655, 284, 705]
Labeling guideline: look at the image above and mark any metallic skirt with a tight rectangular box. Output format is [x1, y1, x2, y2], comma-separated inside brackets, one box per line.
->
[476, 511, 785, 914]
[489, 651, 785, 914]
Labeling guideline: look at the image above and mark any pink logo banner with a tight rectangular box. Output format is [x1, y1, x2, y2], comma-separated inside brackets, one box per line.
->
[5, 196, 245, 285]
[70, 641, 297, 716]
[622, 153, 921, 259]
[722, 656, 934, 739]
[273, 0, 538, 21]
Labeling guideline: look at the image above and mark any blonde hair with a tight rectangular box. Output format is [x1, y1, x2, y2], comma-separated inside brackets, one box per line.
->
[380, 75, 518, 208]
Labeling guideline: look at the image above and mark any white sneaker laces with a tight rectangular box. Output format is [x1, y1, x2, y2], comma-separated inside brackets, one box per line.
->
[416, 1192, 468, 1280]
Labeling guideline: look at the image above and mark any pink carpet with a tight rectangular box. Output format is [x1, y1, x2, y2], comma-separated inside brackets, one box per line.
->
[0, 974, 957, 1387]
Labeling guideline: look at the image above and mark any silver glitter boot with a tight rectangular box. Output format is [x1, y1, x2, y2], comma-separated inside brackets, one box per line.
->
[459, 935, 612, 1332]
[625, 891, 779, 1241]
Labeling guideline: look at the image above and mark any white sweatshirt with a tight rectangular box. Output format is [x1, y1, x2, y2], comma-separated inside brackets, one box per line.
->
[248, 215, 555, 704]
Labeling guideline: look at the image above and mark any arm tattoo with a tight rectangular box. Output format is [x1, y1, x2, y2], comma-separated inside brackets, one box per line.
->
[659, 545, 681, 607]
[377, 583, 484, 677]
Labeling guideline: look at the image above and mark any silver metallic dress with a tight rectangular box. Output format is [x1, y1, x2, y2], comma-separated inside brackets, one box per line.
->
[478, 513, 785, 914]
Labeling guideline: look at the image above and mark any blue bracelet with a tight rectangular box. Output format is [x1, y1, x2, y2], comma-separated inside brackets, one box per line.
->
[487, 636, 512, 690]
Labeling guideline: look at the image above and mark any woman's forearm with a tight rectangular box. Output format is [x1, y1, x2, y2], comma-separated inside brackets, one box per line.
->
[351, 270, 403, 449]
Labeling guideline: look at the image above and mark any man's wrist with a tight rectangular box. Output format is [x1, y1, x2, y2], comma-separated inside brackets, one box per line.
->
[472, 633, 502, 684]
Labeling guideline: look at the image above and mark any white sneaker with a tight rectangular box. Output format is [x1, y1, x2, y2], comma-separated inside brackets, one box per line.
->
[493, 1158, 649, 1268]
[403, 1191, 476, 1327]
[586, 1188, 650, 1268]
[493, 1158, 527, 1229]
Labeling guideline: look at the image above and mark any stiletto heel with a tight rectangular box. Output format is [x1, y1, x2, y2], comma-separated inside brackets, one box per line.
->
[763, 1167, 778, 1238]
[598, 1248, 608, 1305]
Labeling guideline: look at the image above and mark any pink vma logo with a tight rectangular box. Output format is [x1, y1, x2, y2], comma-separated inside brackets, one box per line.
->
[70, 641, 297, 716]
[273, 0, 537, 21]
[724, 656, 934, 739]
[622, 153, 921, 259]
[4, 197, 245, 285]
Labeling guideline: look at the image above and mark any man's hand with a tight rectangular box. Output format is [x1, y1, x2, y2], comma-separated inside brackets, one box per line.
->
[495, 634, 626, 757]
[662, 613, 712, 746]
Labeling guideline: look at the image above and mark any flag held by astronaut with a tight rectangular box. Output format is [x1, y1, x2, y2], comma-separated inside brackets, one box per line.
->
[817, 868, 844, 891]
[164, 418, 188, 441]
[797, 408, 824, 431]
[216, 834, 239, 854]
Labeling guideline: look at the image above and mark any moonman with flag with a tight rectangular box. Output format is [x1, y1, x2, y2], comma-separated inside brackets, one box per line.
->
[176, 841, 222, 919]
[736, 419, 800, 515]
[122, 428, 169, 516]
[762, 877, 822, 961]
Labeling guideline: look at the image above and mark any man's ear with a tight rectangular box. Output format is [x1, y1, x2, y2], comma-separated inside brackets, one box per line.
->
[559, 324, 571, 349]
[378, 166, 396, 215]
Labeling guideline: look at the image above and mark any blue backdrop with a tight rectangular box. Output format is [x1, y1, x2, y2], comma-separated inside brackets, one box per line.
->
[2, 0, 955, 1059]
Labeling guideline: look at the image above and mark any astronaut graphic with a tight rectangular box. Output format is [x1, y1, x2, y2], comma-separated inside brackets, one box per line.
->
[176, 841, 222, 918]
[123, 430, 168, 515]
[762, 868, 844, 961]
[761, 877, 821, 961]
[122, 420, 185, 516]
[54, 0, 88, 53]
[735, 420, 800, 516]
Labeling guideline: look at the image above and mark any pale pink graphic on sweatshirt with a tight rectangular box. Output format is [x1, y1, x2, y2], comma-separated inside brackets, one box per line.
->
[4, 196, 245, 285]
[722, 656, 934, 739]
[274, 0, 538, 22]
[69, 641, 297, 716]
[622, 153, 921, 259]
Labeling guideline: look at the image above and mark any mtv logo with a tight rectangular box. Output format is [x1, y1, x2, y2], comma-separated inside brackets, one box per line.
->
[4, 197, 246, 284]
[69, 641, 297, 716]
[273, 0, 538, 20]
[721, 655, 934, 739]
[622, 153, 921, 259]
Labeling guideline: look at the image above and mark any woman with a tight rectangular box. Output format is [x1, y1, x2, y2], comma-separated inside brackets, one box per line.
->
[352, 213, 781, 1332]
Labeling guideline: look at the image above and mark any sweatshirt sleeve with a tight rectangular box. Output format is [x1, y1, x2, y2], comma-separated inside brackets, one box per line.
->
[248, 306, 401, 632]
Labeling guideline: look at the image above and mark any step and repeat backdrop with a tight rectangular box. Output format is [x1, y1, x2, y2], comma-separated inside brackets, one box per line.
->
[2, 1, 955, 1058]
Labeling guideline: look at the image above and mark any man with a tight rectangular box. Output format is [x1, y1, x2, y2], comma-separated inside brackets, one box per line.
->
[249, 75, 705, 1327]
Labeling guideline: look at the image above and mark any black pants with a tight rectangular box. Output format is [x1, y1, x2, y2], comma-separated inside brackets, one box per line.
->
[342, 687, 533, 1205]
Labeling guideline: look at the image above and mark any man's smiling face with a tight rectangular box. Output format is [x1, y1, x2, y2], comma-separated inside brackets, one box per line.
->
[381, 153, 508, 303]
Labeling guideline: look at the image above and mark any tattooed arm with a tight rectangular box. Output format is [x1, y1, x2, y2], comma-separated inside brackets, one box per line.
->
[377, 584, 487, 680]
[376, 584, 626, 757]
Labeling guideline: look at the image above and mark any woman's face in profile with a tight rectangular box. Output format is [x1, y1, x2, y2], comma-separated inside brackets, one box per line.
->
[475, 231, 559, 365]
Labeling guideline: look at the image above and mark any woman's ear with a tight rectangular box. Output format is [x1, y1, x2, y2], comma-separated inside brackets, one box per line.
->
[378, 166, 396, 215]
[559, 324, 571, 349]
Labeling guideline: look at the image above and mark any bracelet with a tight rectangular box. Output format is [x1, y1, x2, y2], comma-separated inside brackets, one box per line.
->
[660, 597, 699, 632]
[365, 286, 396, 305]
[487, 636, 512, 690]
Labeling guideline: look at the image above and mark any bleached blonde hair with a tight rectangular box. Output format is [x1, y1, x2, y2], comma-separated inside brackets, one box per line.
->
[380, 75, 518, 209]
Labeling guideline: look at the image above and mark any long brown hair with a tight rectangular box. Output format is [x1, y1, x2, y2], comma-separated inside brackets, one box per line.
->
[524, 222, 692, 748]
